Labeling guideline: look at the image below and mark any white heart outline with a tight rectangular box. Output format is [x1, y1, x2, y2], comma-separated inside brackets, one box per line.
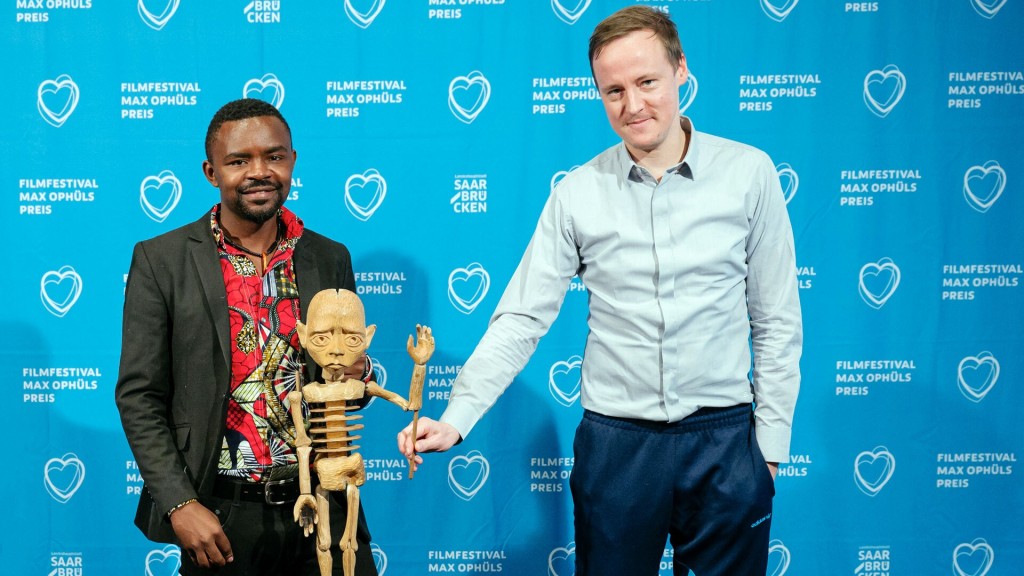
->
[40, 265, 83, 318]
[776, 162, 799, 205]
[760, 0, 800, 22]
[447, 450, 490, 501]
[447, 263, 490, 315]
[448, 71, 491, 124]
[37, 74, 80, 128]
[551, 0, 591, 25]
[863, 65, 906, 118]
[145, 545, 182, 576]
[139, 170, 182, 223]
[344, 169, 388, 222]
[344, 0, 386, 29]
[364, 356, 387, 408]
[854, 446, 896, 497]
[44, 453, 86, 503]
[679, 73, 699, 114]
[953, 538, 994, 576]
[858, 257, 901, 309]
[547, 541, 576, 576]
[370, 542, 388, 576]
[970, 0, 1007, 19]
[138, 0, 180, 31]
[243, 73, 286, 109]
[957, 352, 999, 403]
[963, 161, 1006, 213]
[768, 539, 791, 576]
[548, 356, 582, 407]
[550, 165, 580, 193]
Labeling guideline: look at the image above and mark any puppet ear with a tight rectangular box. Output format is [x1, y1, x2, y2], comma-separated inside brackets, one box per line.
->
[296, 320, 307, 348]
[364, 324, 376, 350]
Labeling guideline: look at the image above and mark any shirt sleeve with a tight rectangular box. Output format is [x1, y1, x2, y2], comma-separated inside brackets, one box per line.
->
[440, 188, 581, 439]
[745, 154, 803, 463]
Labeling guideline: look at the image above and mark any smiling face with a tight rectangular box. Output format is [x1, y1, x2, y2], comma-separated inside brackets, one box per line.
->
[592, 29, 688, 163]
[297, 290, 376, 380]
[202, 115, 296, 229]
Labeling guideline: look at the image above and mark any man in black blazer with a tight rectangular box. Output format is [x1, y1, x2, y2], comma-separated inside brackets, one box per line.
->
[115, 99, 376, 575]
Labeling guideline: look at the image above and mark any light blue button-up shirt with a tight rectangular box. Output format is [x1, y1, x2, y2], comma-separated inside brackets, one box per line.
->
[441, 118, 802, 462]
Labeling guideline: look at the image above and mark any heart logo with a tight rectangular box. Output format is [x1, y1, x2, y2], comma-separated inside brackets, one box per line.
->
[344, 169, 387, 221]
[963, 161, 1006, 213]
[371, 543, 388, 576]
[679, 73, 699, 114]
[953, 538, 994, 576]
[768, 539, 791, 576]
[760, 0, 800, 22]
[139, 170, 182, 223]
[243, 73, 286, 109]
[448, 450, 490, 501]
[854, 446, 896, 497]
[970, 0, 1007, 19]
[551, 0, 591, 25]
[858, 257, 900, 309]
[344, 0, 386, 29]
[547, 541, 575, 576]
[957, 352, 999, 403]
[37, 74, 80, 128]
[863, 65, 906, 118]
[776, 163, 799, 205]
[44, 453, 86, 503]
[549, 356, 582, 407]
[447, 263, 490, 315]
[550, 165, 580, 192]
[448, 71, 491, 124]
[138, 0, 180, 31]
[40, 265, 83, 318]
[145, 545, 182, 576]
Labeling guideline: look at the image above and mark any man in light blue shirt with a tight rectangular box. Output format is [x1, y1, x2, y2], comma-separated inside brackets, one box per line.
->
[399, 6, 801, 575]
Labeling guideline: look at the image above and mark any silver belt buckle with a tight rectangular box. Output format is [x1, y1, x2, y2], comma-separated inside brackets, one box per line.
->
[264, 477, 292, 505]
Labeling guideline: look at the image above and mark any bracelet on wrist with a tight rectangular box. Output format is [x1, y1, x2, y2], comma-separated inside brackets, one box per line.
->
[167, 498, 198, 518]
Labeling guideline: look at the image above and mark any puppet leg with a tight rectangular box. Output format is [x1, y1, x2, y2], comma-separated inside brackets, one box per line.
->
[315, 485, 332, 576]
[340, 483, 360, 576]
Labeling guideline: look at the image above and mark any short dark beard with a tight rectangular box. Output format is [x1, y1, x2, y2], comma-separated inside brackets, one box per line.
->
[231, 181, 286, 224]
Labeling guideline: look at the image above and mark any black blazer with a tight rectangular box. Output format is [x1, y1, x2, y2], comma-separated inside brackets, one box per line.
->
[114, 210, 355, 543]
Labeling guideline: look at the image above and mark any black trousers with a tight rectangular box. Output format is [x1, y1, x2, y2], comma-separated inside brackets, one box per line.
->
[179, 488, 376, 576]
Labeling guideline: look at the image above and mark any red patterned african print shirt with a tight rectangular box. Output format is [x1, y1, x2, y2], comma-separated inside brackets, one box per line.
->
[212, 205, 305, 482]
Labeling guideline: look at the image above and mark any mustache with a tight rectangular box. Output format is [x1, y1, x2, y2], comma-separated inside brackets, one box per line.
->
[238, 180, 281, 193]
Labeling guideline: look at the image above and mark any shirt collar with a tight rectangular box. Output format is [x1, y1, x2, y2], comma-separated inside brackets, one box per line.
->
[616, 115, 698, 183]
[209, 204, 304, 251]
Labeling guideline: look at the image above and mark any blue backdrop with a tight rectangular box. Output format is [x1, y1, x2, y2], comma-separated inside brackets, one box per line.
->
[5, 1, 1023, 575]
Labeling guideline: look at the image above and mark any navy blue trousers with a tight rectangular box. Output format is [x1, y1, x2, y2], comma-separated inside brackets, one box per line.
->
[570, 404, 775, 576]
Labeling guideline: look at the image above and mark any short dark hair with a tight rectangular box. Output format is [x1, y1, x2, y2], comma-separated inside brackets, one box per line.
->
[589, 6, 684, 77]
[205, 98, 291, 161]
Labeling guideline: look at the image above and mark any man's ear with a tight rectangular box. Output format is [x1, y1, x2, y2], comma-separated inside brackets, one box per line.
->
[296, 320, 307, 348]
[202, 159, 218, 187]
[676, 54, 689, 86]
[364, 324, 376, 351]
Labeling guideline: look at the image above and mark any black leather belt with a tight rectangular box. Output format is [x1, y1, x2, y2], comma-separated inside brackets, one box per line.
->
[213, 476, 300, 505]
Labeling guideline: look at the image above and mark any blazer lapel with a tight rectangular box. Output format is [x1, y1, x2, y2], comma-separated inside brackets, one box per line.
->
[188, 214, 232, 374]
[294, 237, 322, 382]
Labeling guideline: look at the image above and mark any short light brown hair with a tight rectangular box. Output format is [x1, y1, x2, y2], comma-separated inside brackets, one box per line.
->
[588, 6, 684, 76]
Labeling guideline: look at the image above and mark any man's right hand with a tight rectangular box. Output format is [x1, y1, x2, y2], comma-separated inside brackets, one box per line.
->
[397, 416, 461, 475]
[169, 501, 234, 569]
